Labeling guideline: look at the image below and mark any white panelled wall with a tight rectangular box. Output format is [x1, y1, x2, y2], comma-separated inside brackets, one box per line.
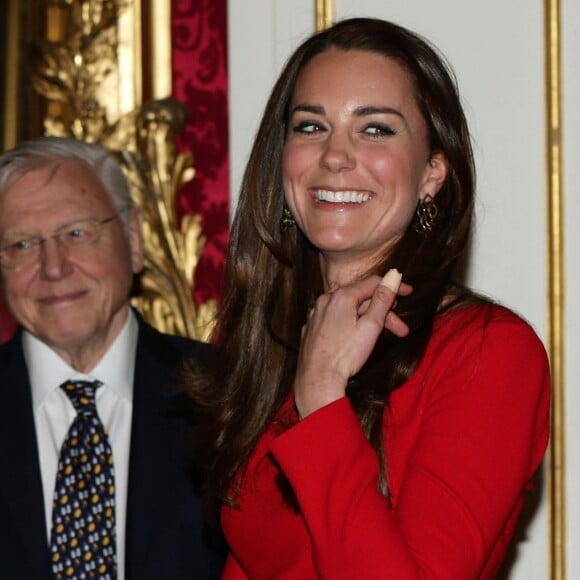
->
[228, 1, 577, 577]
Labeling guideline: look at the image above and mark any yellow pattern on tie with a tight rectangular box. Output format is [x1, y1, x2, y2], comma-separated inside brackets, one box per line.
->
[49, 380, 117, 579]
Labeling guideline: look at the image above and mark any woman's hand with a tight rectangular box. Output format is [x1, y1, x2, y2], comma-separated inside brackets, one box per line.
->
[294, 270, 411, 419]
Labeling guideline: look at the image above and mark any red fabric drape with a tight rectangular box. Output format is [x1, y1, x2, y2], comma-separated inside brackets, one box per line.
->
[0, 299, 16, 343]
[171, 0, 230, 306]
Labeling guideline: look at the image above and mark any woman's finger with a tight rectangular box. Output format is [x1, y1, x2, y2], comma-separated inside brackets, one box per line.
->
[381, 269, 403, 293]
[385, 311, 410, 337]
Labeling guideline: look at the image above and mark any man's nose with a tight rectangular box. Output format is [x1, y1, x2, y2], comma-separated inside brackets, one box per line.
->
[39, 236, 73, 279]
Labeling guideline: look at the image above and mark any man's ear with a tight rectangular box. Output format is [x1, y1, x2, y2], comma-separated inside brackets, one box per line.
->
[128, 208, 144, 274]
[420, 151, 448, 200]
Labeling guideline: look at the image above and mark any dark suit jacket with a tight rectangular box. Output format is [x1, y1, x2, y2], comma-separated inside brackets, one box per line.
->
[0, 314, 225, 579]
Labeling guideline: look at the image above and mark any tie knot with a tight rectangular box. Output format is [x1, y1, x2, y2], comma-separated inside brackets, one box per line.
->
[60, 380, 102, 415]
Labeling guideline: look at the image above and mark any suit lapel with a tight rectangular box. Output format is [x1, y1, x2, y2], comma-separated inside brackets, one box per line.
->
[0, 335, 51, 577]
[124, 319, 186, 578]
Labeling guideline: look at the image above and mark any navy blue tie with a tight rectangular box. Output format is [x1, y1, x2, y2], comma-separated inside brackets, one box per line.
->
[49, 380, 117, 579]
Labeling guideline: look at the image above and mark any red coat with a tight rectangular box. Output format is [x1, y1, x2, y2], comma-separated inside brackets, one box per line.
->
[222, 304, 551, 579]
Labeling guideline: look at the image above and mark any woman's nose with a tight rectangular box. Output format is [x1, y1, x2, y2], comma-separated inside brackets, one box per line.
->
[320, 132, 356, 172]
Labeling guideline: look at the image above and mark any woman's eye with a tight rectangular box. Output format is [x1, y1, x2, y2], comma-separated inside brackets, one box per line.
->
[364, 124, 395, 137]
[293, 121, 324, 134]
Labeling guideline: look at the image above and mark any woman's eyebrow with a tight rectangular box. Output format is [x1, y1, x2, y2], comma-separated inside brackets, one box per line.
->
[289, 103, 405, 120]
[289, 103, 325, 115]
[353, 105, 404, 119]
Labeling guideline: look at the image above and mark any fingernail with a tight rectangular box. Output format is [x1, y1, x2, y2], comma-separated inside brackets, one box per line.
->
[381, 268, 402, 292]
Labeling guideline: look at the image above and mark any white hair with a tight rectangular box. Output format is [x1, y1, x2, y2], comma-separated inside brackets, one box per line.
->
[0, 137, 135, 226]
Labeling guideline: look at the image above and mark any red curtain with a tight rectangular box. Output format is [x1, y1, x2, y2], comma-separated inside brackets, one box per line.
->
[0, 301, 16, 343]
[171, 0, 230, 307]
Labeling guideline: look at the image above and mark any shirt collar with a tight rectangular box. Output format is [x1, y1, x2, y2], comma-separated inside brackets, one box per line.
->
[24, 309, 139, 410]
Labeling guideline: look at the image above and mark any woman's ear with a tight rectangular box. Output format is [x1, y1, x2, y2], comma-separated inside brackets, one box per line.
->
[420, 151, 448, 200]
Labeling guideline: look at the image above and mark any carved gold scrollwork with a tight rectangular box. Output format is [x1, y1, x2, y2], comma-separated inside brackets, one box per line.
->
[120, 98, 218, 340]
[29, 0, 216, 341]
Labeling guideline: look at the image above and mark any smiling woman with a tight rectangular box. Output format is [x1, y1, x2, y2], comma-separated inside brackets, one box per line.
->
[185, 17, 550, 579]
[283, 49, 447, 285]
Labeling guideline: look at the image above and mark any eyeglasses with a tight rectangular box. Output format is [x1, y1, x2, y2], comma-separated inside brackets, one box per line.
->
[0, 209, 129, 270]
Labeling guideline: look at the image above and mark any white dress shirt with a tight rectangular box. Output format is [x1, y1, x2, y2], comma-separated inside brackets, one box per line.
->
[25, 310, 138, 580]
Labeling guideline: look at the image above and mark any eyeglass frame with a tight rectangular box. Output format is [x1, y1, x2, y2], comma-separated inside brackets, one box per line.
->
[0, 207, 132, 270]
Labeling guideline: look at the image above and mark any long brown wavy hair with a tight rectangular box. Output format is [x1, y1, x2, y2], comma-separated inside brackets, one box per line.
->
[186, 17, 476, 521]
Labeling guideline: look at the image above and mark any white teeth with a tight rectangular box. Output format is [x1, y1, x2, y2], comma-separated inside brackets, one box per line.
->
[314, 189, 371, 203]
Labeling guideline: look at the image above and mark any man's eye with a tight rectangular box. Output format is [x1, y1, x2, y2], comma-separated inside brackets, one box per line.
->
[66, 227, 89, 239]
[11, 239, 33, 251]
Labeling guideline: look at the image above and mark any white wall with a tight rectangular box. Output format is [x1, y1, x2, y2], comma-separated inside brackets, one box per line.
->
[228, 1, 555, 577]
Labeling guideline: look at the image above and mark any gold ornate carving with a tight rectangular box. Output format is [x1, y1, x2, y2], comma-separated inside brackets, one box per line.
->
[121, 99, 218, 340]
[29, 0, 216, 341]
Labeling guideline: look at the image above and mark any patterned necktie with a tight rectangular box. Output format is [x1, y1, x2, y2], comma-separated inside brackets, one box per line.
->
[49, 380, 117, 579]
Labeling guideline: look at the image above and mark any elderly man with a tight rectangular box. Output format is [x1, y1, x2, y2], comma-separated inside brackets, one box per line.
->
[0, 137, 223, 579]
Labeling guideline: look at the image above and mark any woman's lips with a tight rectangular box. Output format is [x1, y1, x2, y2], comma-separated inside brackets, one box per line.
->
[313, 188, 372, 203]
